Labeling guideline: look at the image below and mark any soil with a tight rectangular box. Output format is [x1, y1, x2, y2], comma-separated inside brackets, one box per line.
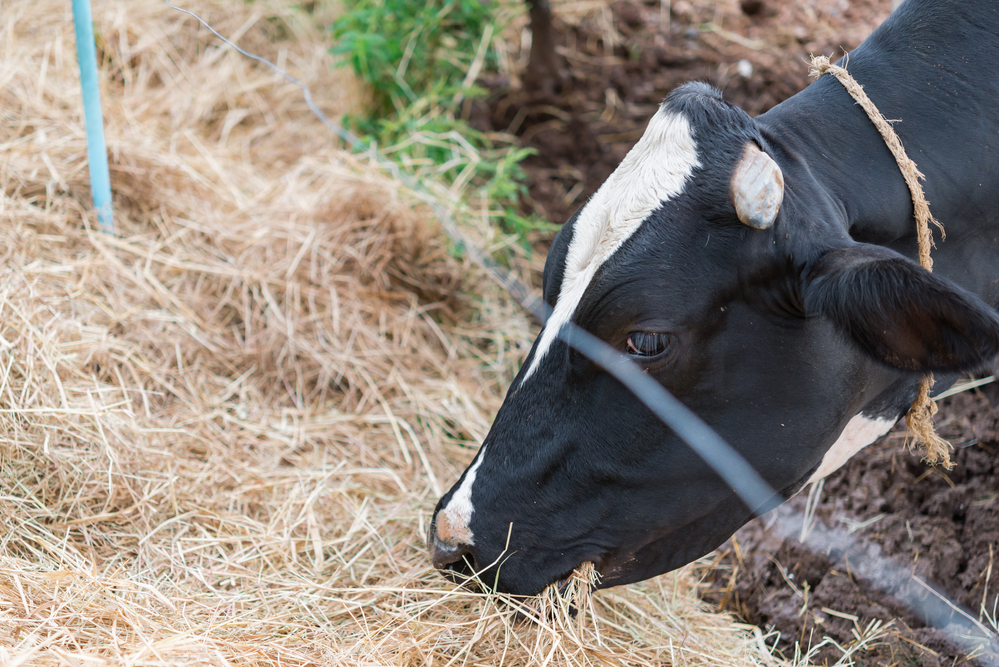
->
[699, 391, 999, 665]
[476, 0, 999, 663]
[474, 0, 892, 225]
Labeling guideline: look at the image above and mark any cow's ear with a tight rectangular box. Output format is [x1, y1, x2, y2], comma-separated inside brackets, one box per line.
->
[803, 244, 999, 373]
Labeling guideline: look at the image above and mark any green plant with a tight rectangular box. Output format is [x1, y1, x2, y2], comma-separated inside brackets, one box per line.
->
[331, 0, 494, 113]
[330, 0, 547, 245]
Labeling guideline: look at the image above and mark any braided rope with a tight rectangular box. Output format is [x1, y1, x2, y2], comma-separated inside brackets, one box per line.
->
[809, 55, 952, 468]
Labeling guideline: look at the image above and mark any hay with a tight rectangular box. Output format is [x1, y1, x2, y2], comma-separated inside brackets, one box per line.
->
[1, 0, 787, 664]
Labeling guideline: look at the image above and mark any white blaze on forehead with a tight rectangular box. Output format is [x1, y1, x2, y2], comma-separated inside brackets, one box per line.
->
[521, 108, 700, 383]
[807, 413, 896, 483]
[439, 109, 699, 545]
[438, 444, 487, 546]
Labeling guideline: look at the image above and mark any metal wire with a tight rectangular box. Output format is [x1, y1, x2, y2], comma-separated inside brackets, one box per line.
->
[159, 4, 999, 662]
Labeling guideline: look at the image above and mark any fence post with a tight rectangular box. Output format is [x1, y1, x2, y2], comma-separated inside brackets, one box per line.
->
[72, 0, 115, 234]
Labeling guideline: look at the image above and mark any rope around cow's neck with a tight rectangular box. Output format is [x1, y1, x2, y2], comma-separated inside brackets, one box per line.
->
[809, 55, 952, 469]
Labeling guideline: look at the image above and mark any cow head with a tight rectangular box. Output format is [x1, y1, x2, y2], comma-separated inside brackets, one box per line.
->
[428, 83, 999, 596]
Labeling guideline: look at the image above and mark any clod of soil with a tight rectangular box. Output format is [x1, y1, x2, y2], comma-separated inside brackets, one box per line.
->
[740, 0, 766, 17]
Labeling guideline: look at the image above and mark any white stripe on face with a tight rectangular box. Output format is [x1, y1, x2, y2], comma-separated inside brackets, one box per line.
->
[438, 444, 487, 546]
[807, 413, 896, 483]
[439, 109, 700, 547]
[520, 108, 700, 383]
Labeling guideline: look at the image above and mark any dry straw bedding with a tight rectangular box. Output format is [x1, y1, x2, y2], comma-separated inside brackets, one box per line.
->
[0, 0, 786, 664]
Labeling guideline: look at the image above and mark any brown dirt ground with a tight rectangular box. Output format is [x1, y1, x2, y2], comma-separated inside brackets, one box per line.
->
[700, 389, 999, 665]
[475, 0, 892, 225]
[477, 0, 999, 664]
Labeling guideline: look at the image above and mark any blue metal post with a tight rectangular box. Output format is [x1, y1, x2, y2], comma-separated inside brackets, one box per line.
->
[72, 0, 115, 234]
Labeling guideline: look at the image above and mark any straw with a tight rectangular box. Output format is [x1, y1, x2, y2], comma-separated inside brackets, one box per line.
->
[0, 0, 787, 664]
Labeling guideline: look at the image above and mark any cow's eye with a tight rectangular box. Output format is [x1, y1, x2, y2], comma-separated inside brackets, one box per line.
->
[626, 332, 671, 358]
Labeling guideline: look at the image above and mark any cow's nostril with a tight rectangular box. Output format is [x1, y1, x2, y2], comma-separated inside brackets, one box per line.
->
[428, 514, 476, 578]
[430, 537, 475, 573]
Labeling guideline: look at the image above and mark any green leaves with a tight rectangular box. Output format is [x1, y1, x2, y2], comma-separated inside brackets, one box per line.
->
[331, 0, 495, 115]
[330, 0, 546, 246]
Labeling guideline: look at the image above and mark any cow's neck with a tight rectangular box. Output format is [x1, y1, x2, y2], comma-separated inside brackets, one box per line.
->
[755, 3, 999, 306]
[757, 73, 919, 247]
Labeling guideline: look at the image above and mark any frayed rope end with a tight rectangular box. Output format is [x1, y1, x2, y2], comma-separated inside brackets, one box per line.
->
[905, 375, 953, 469]
[808, 54, 834, 79]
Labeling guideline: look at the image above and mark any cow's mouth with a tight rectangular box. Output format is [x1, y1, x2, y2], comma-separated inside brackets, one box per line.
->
[553, 572, 577, 596]
[558, 561, 601, 593]
[511, 561, 602, 621]
[436, 557, 601, 616]
[435, 553, 477, 586]
[548, 562, 602, 602]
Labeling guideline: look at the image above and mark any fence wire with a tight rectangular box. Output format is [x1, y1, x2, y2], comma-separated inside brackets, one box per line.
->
[159, 4, 999, 663]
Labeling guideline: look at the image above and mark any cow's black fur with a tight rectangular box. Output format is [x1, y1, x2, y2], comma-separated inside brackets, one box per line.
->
[805, 245, 999, 372]
[431, 0, 999, 596]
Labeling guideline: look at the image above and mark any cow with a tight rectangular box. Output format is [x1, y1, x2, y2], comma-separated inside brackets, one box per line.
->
[429, 0, 999, 597]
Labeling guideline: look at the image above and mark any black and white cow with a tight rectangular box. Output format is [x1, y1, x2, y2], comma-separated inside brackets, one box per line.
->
[430, 0, 999, 596]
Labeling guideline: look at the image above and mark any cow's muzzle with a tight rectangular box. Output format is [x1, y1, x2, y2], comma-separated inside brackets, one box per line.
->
[427, 513, 476, 581]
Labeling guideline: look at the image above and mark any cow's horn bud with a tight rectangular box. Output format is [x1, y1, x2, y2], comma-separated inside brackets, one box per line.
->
[731, 143, 784, 230]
